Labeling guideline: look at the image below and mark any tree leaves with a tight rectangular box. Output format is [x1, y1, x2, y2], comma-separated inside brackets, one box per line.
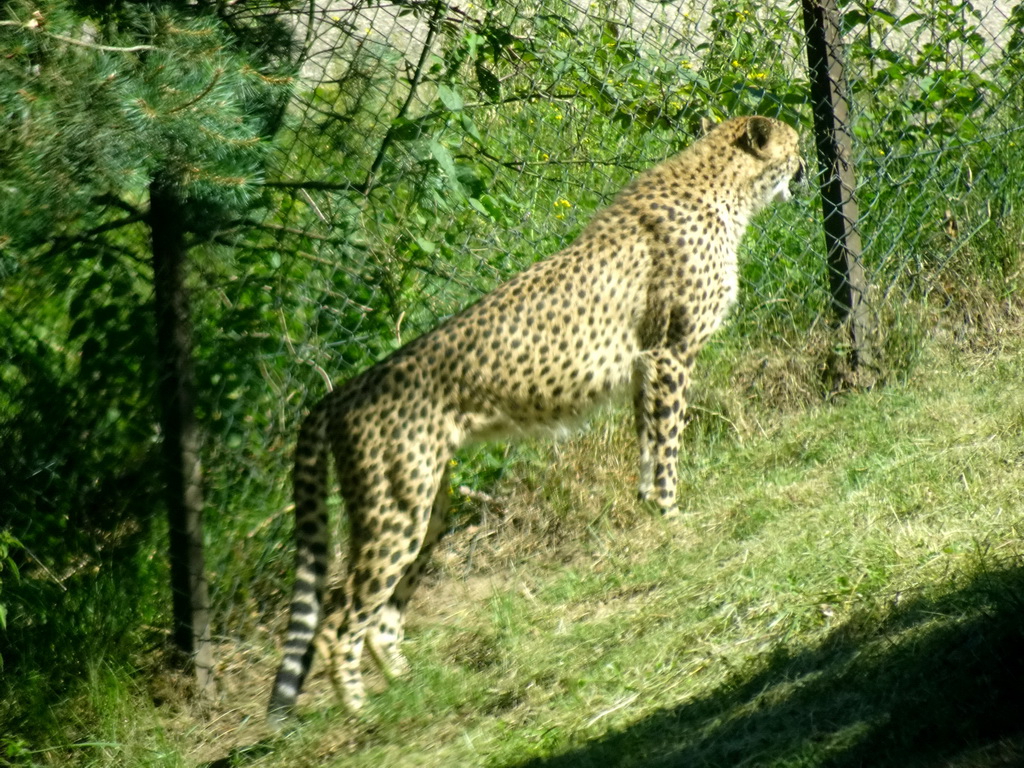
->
[436, 83, 464, 112]
[475, 61, 501, 101]
[428, 138, 465, 198]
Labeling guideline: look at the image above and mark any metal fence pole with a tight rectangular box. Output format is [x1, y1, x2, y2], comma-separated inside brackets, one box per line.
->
[802, 0, 874, 372]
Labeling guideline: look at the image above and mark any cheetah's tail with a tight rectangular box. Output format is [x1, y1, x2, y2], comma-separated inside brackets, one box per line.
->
[268, 399, 331, 726]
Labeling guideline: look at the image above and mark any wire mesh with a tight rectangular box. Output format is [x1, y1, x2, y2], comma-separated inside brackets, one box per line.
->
[3, 1, 1023, 637]
[190, 0, 1024, 631]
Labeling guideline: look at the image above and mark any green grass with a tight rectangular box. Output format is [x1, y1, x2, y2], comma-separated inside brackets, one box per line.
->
[7, 317, 1024, 768]
[150, 314, 1021, 768]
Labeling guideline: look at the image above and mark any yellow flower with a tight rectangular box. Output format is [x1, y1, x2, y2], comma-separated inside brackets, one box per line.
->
[541, 152, 550, 161]
[554, 198, 572, 208]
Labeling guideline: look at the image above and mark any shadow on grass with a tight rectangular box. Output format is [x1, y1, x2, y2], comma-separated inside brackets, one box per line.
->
[512, 555, 1024, 768]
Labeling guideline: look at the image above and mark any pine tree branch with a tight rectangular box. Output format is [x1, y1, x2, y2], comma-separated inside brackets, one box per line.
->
[167, 69, 224, 114]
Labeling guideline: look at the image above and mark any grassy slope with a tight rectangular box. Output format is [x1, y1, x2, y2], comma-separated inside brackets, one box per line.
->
[36, 315, 1022, 768]
[167, 314, 1024, 768]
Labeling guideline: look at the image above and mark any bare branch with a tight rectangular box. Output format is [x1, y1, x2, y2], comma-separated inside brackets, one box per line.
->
[261, 179, 369, 195]
[46, 32, 157, 53]
[43, 213, 147, 259]
[1, 17, 159, 51]
[362, 2, 445, 194]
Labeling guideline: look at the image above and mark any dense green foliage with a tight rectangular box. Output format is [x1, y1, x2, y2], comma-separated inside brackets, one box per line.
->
[0, 0, 293, 746]
[1, 0, 1023, 763]
[844, 0, 1024, 300]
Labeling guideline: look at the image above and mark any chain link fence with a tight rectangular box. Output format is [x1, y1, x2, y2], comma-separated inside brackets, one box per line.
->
[6, 0, 1024, 734]
[193, 0, 1024, 633]
[238, 0, 1024, 372]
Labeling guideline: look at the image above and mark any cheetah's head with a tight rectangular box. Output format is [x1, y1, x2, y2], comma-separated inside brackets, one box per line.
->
[738, 116, 805, 207]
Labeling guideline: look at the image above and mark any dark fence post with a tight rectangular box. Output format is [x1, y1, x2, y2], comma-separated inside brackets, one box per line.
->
[802, 0, 874, 373]
[150, 173, 215, 697]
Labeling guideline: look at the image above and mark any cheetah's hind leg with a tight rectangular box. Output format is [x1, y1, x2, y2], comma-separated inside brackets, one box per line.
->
[325, 459, 449, 712]
[366, 464, 451, 681]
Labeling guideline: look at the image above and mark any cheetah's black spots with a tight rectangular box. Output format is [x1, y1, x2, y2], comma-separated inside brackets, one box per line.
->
[267, 115, 804, 724]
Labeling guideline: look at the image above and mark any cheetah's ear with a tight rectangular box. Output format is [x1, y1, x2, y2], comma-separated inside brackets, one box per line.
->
[743, 116, 775, 157]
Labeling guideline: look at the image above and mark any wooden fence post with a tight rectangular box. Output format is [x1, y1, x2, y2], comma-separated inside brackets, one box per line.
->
[802, 0, 874, 373]
[150, 173, 215, 697]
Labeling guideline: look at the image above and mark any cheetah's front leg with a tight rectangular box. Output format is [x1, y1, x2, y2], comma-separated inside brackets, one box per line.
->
[633, 350, 692, 519]
[633, 359, 656, 502]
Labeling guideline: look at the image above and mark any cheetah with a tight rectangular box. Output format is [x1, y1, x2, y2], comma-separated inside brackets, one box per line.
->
[268, 115, 804, 721]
